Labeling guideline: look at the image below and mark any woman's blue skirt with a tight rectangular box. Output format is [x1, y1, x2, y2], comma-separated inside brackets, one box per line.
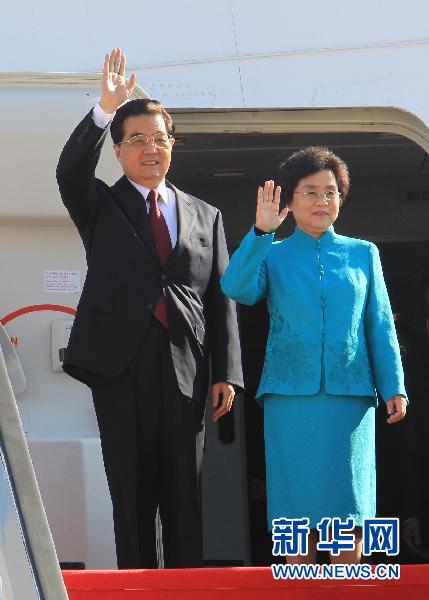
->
[263, 390, 376, 530]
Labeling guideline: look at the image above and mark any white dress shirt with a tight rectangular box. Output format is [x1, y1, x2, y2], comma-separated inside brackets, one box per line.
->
[92, 103, 178, 248]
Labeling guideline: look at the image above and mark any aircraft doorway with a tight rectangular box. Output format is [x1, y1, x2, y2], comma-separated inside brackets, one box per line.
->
[169, 125, 429, 565]
[6, 82, 429, 569]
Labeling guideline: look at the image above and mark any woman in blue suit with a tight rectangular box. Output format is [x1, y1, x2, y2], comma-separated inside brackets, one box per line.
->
[221, 147, 407, 564]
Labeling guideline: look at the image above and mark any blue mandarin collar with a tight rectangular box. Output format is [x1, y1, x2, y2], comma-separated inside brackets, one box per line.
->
[292, 226, 336, 246]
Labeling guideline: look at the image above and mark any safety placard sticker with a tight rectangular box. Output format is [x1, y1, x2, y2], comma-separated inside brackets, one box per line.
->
[44, 270, 80, 293]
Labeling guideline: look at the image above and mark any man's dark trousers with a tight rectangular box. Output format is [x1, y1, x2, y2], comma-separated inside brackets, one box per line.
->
[91, 318, 205, 568]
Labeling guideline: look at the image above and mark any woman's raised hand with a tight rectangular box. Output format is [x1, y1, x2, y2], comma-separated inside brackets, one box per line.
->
[255, 180, 289, 233]
[100, 48, 137, 114]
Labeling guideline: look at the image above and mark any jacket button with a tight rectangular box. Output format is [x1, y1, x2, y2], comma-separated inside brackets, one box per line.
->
[161, 274, 167, 281]
[146, 303, 154, 310]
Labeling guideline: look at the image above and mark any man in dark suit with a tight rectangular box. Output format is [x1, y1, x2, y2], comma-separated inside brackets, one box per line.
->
[56, 48, 243, 569]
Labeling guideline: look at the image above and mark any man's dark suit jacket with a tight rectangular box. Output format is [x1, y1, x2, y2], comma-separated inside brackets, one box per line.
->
[56, 111, 243, 405]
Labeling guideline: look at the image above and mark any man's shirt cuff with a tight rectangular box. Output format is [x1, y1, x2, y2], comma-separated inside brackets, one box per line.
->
[92, 102, 116, 129]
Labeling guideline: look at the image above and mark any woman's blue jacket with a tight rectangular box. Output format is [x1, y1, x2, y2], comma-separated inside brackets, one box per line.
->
[221, 226, 406, 403]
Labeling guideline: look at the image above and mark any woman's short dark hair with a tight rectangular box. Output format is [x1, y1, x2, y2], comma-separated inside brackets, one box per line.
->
[279, 146, 350, 206]
[110, 99, 175, 144]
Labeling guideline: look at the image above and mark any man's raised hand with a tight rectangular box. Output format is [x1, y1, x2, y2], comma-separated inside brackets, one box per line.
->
[255, 180, 289, 233]
[100, 48, 137, 114]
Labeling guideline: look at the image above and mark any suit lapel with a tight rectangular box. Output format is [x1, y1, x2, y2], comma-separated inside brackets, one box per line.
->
[110, 176, 159, 265]
[110, 178, 196, 270]
[166, 182, 197, 268]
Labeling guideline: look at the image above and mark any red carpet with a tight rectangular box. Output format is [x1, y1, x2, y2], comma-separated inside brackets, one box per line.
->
[63, 565, 429, 599]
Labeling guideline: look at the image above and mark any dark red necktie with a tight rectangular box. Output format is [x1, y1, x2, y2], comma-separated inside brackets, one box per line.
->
[147, 189, 172, 328]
